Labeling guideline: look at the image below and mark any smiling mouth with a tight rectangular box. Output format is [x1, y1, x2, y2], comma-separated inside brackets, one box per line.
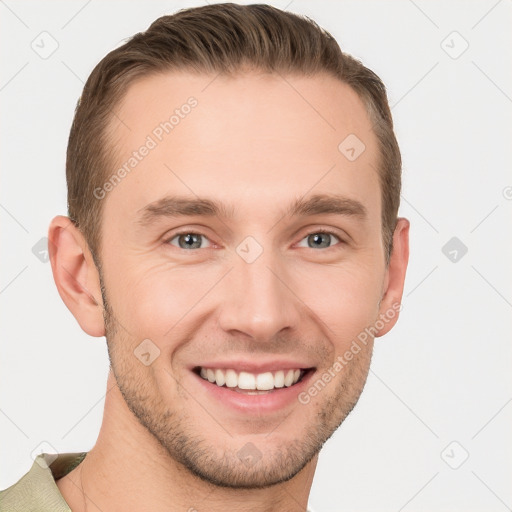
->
[193, 366, 315, 394]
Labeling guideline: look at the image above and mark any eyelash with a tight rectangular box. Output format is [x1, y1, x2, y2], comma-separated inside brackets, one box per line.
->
[164, 229, 345, 251]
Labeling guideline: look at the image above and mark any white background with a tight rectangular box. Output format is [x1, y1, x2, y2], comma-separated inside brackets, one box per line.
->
[1, 1, 511, 511]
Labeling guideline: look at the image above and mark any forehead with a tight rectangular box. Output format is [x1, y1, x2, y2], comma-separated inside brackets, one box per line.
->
[103, 70, 380, 224]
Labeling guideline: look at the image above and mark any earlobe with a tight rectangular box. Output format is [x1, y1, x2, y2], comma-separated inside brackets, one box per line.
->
[48, 215, 106, 337]
[375, 217, 410, 337]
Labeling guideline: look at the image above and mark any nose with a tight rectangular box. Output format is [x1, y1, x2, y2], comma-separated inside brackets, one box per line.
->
[217, 245, 301, 342]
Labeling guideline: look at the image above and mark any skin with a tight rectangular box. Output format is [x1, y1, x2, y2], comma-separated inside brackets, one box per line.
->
[49, 70, 409, 512]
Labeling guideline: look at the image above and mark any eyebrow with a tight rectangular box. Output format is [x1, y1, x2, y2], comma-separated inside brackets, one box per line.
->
[136, 193, 367, 227]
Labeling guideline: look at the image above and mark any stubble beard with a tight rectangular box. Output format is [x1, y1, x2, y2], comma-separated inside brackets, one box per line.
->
[98, 271, 373, 489]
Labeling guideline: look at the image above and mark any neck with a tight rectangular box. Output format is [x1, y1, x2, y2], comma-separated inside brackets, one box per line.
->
[57, 371, 317, 512]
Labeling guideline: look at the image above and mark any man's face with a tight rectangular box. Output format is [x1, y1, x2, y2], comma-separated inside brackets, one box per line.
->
[98, 71, 391, 488]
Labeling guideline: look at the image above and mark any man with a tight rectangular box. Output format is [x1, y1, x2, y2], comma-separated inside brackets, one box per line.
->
[0, 2, 409, 510]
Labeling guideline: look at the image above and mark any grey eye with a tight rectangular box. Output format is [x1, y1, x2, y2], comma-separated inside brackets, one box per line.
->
[297, 232, 341, 249]
[168, 233, 210, 250]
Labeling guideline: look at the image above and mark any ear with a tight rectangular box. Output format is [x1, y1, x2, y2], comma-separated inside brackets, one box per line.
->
[48, 215, 105, 337]
[375, 217, 410, 337]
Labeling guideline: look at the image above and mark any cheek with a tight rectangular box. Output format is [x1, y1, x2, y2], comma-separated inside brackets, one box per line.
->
[110, 262, 221, 338]
[292, 261, 383, 343]
[104, 247, 384, 346]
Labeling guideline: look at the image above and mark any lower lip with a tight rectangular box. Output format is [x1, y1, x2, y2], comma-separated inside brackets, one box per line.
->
[192, 370, 315, 414]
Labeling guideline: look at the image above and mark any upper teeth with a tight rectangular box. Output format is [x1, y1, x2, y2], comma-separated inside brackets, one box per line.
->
[199, 368, 302, 390]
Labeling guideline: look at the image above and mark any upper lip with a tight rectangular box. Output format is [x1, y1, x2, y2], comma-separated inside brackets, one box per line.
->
[191, 360, 316, 373]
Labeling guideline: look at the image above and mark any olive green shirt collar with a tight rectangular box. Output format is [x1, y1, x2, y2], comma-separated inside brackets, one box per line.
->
[0, 452, 87, 511]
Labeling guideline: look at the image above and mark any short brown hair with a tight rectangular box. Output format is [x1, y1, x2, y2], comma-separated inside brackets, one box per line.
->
[66, 2, 401, 263]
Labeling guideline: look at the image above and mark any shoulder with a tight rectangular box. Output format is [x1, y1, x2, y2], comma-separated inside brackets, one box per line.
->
[0, 452, 87, 512]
